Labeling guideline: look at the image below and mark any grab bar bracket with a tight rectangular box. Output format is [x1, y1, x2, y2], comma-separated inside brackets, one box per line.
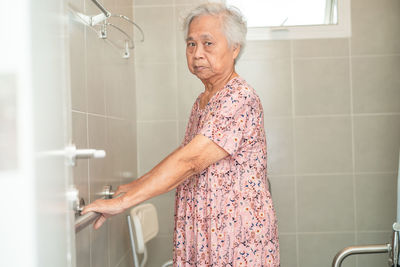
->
[332, 243, 391, 267]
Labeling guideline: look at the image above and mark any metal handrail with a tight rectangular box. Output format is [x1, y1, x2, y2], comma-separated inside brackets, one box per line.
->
[332, 243, 391, 267]
[75, 211, 101, 233]
[74, 185, 115, 233]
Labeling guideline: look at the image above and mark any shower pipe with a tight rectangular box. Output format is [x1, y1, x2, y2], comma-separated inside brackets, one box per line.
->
[91, 0, 111, 18]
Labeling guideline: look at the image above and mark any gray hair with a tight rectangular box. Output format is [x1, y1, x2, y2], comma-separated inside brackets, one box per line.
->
[182, 2, 247, 63]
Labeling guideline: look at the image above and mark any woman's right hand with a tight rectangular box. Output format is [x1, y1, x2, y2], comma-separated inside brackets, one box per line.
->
[114, 181, 136, 198]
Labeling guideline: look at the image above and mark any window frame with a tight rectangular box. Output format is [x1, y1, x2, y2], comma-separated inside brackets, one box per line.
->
[226, 0, 351, 40]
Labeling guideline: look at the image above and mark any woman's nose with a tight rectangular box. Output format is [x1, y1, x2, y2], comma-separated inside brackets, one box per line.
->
[193, 45, 204, 59]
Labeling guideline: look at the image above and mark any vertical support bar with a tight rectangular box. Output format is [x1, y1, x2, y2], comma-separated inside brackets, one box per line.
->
[127, 215, 140, 267]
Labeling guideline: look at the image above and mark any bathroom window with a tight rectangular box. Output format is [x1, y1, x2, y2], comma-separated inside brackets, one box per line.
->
[225, 0, 351, 40]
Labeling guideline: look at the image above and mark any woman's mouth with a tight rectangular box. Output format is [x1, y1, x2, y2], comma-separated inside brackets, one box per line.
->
[194, 66, 206, 71]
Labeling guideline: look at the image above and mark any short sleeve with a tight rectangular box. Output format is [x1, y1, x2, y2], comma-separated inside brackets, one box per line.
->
[199, 90, 252, 155]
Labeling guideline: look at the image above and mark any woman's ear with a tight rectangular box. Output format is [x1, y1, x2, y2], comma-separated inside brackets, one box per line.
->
[232, 44, 241, 60]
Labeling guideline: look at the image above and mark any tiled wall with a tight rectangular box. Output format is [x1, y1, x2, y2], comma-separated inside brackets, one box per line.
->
[134, 0, 400, 267]
[69, 0, 137, 266]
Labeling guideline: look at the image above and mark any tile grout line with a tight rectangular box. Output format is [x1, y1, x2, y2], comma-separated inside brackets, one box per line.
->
[279, 230, 393, 235]
[82, 3, 93, 265]
[268, 171, 398, 178]
[72, 109, 131, 121]
[114, 248, 131, 267]
[132, 3, 141, 180]
[101, 31, 111, 267]
[348, 35, 359, 267]
[264, 113, 400, 119]
[290, 53, 400, 60]
[137, 119, 183, 123]
[173, 0, 180, 148]
[351, 53, 400, 58]
[289, 39, 300, 267]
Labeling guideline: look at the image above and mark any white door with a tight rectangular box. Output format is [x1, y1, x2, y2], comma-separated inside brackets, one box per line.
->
[0, 0, 75, 266]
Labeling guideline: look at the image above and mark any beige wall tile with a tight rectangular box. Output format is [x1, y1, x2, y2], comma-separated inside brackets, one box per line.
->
[294, 117, 353, 173]
[265, 117, 294, 175]
[236, 60, 292, 116]
[297, 175, 355, 232]
[75, 227, 90, 267]
[88, 115, 109, 202]
[107, 118, 137, 186]
[69, 0, 84, 9]
[135, 0, 173, 6]
[356, 232, 392, 267]
[102, 37, 124, 65]
[175, 0, 208, 5]
[72, 112, 89, 201]
[177, 63, 203, 121]
[293, 58, 351, 115]
[106, 6, 134, 36]
[109, 214, 131, 267]
[298, 233, 356, 267]
[278, 234, 298, 267]
[90, 224, 110, 267]
[353, 115, 400, 172]
[111, 0, 132, 8]
[144, 190, 176, 236]
[116, 251, 134, 267]
[293, 38, 349, 58]
[137, 121, 178, 176]
[351, 0, 400, 55]
[355, 173, 396, 231]
[104, 63, 136, 120]
[241, 40, 291, 61]
[136, 63, 177, 121]
[134, 7, 176, 63]
[69, 13, 87, 112]
[175, 6, 192, 64]
[269, 176, 296, 233]
[86, 32, 106, 115]
[145, 235, 174, 267]
[352, 56, 400, 113]
[85, 0, 104, 13]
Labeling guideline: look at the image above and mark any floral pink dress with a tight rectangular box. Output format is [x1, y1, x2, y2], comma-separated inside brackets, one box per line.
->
[173, 76, 280, 266]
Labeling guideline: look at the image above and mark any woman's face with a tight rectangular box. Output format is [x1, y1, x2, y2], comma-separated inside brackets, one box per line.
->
[186, 15, 239, 82]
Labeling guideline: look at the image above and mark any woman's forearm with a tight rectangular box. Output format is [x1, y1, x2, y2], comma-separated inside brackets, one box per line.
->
[120, 146, 197, 209]
[81, 135, 228, 230]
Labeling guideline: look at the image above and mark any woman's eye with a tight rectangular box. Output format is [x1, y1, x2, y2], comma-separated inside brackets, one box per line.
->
[205, 42, 213, 46]
[187, 42, 195, 47]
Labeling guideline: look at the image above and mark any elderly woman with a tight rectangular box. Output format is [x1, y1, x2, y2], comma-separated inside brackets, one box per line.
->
[83, 3, 279, 266]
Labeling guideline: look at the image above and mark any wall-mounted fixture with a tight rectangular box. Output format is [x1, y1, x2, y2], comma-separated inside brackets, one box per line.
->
[73, 185, 116, 233]
[333, 151, 400, 267]
[68, 0, 144, 59]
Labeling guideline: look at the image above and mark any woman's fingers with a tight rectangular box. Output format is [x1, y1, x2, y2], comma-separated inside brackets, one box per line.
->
[81, 198, 125, 216]
[94, 214, 107, 229]
[81, 199, 101, 215]
[79, 193, 127, 230]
